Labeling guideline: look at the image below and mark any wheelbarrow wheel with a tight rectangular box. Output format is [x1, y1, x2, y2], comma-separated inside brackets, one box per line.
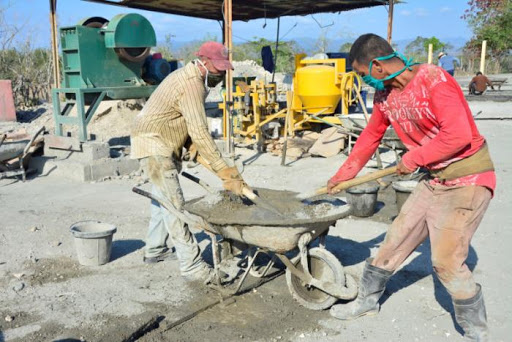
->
[286, 247, 345, 311]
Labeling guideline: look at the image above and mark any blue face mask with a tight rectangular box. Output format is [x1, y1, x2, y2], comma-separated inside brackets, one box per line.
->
[362, 52, 417, 91]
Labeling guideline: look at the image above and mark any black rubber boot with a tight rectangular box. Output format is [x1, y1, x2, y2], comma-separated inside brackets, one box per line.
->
[453, 284, 489, 342]
[330, 258, 393, 320]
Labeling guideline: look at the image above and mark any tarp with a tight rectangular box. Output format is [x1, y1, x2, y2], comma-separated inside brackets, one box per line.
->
[84, 0, 388, 21]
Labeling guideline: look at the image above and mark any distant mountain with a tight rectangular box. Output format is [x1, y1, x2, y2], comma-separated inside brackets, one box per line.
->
[159, 36, 469, 56]
[290, 36, 469, 54]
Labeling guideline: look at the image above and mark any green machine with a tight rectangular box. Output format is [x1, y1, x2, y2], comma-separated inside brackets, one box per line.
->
[52, 13, 158, 142]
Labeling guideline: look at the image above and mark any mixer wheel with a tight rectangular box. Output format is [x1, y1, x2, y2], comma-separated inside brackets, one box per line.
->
[286, 247, 345, 311]
[115, 47, 151, 63]
[81, 17, 109, 28]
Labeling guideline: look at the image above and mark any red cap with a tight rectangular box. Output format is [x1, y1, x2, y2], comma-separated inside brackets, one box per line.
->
[195, 41, 234, 71]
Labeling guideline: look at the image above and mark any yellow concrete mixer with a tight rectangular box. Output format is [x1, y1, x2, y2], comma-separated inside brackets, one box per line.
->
[219, 54, 363, 146]
[288, 54, 362, 132]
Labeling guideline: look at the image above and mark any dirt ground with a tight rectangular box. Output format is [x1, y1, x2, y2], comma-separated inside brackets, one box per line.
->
[1, 79, 512, 341]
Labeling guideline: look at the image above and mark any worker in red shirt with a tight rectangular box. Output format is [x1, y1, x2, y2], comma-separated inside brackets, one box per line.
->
[328, 34, 495, 342]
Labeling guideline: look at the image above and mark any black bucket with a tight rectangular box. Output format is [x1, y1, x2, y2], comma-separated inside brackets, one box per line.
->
[392, 181, 419, 213]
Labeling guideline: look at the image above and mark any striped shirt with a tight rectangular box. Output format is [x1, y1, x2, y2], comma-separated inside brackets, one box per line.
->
[130, 62, 228, 172]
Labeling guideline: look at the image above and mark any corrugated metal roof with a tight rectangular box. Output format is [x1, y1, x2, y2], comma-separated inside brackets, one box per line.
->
[83, 0, 388, 21]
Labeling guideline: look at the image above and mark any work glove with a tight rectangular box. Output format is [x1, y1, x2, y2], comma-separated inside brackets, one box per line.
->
[183, 142, 198, 162]
[216, 166, 248, 196]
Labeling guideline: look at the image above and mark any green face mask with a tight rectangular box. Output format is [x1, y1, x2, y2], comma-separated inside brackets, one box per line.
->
[362, 52, 417, 91]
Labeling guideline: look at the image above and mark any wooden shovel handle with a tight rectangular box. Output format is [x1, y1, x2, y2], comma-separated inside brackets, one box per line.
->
[299, 166, 397, 200]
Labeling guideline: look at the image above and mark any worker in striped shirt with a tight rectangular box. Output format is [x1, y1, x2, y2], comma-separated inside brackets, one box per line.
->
[131, 41, 248, 282]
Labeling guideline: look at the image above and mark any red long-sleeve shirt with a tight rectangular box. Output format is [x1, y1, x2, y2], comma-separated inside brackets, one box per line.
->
[331, 64, 496, 192]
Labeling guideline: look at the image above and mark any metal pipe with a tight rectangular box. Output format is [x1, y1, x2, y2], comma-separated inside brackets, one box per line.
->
[223, 0, 234, 156]
[272, 17, 280, 83]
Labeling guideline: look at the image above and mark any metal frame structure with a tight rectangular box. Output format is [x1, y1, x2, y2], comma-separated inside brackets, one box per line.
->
[49, 0, 394, 145]
[52, 86, 156, 141]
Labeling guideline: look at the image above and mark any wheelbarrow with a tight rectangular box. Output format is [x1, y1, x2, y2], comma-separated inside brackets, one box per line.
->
[0, 126, 45, 181]
[133, 185, 358, 311]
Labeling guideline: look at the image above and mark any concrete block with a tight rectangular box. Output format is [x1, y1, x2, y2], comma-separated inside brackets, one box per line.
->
[44, 141, 110, 162]
[38, 158, 91, 182]
[82, 142, 110, 161]
[32, 155, 139, 182]
[89, 157, 140, 181]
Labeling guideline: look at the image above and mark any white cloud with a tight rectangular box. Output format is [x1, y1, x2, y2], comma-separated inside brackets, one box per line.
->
[400, 10, 411, 16]
[440, 7, 452, 13]
[414, 8, 429, 17]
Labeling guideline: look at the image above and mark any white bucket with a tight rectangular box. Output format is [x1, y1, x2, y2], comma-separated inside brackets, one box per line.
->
[70, 221, 117, 266]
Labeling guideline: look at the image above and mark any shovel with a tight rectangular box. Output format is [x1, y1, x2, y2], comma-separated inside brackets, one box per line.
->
[297, 166, 397, 201]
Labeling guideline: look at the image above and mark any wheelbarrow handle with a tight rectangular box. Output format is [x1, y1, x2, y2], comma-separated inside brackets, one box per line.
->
[23, 126, 46, 157]
[132, 186, 200, 227]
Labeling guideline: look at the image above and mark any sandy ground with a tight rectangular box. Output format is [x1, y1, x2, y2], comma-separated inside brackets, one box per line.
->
[1, 82, 511, 341]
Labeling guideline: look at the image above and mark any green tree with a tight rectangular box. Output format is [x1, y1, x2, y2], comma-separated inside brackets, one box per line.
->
[338, 42, 352, 52]
[157, 34, 174, 60]
[463, 0, 512, 73]
[175, 33, 218, 63]
[422, 37, 446, 55]
[405, 36, 449, 63]
[232, 37, 300, 73]
[313, 29, 330, 54]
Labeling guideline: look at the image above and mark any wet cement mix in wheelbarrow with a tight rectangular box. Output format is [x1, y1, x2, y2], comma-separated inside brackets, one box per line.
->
[184, 188, 349, 226]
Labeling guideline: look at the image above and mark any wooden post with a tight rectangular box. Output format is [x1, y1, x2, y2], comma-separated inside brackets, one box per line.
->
[480, 40, 487, 74]
[49, 0, 60, 88]
[427, 44, 433, 64]
[387, 0, 394, 44]
[223, 0, 233, 155]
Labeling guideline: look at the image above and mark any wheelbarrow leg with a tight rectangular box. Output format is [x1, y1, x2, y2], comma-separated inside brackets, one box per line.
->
[319, 229, 328, 249]
[206, 231, 222, 286]
[234, 248, 260, 294]
[249, 252, 276, 278]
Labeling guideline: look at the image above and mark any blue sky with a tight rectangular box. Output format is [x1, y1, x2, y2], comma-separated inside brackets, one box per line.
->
[1, 0, 474, 47]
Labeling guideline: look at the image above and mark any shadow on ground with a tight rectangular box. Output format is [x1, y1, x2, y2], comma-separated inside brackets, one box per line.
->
[110, 239, 145, 261]
[322, 231, 478, 335]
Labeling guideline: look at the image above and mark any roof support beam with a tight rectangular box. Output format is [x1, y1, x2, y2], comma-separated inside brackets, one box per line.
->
[223, 0, 234, 155]
[49, 0, 61, 88]
[387, 0, 394, 44]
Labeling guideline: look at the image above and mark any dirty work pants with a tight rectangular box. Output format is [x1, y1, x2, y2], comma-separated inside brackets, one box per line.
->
[372, 180, 492, 299]
[144, 155, 204, 276]
[469, 83, 483, 95]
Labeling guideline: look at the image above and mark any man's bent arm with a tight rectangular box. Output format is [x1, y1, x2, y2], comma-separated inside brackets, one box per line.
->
[179, 81, 228, 172]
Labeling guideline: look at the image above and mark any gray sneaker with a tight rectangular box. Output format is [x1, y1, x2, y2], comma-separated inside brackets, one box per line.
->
[143, 249, 177, 264]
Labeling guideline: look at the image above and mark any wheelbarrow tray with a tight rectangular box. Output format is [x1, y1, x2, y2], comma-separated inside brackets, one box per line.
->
[184, 191, 352, 254]
[0, 140, 29, 162]
[203, 221, 336, 254]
